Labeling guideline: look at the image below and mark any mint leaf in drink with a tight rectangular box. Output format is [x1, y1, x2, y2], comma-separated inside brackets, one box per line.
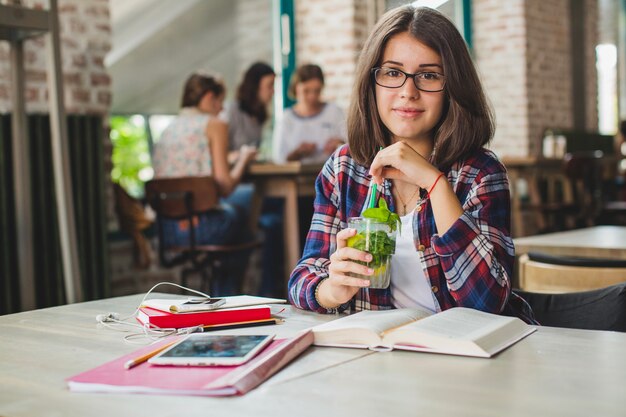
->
[361, 198, 400, 232]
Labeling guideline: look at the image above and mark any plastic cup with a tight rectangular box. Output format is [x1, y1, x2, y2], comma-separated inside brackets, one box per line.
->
[346, 217, 397, 289]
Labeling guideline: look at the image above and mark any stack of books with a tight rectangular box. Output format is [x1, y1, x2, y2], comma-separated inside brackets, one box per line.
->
[136, 295, 286, 330]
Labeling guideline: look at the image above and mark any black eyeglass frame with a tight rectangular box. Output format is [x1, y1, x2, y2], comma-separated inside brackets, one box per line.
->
[370, 67, 446, 92]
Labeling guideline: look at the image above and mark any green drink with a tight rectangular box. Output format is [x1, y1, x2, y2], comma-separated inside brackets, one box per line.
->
[347, 215, 397, 289]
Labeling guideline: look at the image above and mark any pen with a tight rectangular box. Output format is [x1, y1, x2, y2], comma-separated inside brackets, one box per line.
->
[201, 318, 282, 331]
[124, 340, 177, 370]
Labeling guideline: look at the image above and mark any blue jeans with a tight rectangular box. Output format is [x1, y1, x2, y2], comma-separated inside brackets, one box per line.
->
[222, 184, 285, 297]
[160, 202, 251, 295]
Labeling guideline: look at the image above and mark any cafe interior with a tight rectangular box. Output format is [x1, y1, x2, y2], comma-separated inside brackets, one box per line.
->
[3, 1, 626, 416]
[1, 0, 626, 323]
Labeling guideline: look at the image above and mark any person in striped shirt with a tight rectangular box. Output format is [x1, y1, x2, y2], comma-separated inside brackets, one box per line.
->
[288, 6, 535, 323]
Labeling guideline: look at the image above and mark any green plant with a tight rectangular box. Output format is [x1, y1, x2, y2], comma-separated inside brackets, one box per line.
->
[109, 115, 151, 198]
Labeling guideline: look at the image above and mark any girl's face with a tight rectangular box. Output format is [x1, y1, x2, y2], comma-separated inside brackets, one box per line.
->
[375, 31, 445, 145]
[199, 91, 225, 116]
[257, 74, 275, 105]
[295, 78, 323, 109]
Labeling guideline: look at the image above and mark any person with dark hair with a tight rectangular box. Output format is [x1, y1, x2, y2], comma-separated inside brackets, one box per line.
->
[288, 6, 535, 324]
[220, 62, 282, 297]
[152, 71, 256, 291]
[222, 62, 275, 154]
[272, 64, 346, 163]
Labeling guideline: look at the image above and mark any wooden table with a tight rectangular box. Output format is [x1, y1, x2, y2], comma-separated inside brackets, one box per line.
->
[514, 226, 626, 259]
[246, 162, 323, 286]
[2, 294, 626, 417]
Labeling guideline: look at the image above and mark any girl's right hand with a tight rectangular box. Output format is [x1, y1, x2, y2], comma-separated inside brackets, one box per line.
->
[319, 228, 373, 307]
[239, 145, 258, 163]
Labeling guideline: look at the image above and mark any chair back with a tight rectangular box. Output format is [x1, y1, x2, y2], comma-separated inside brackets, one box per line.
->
[516, 283, 626, 331]
[145, 176, 219, 219]
[518, 252, 626, 293]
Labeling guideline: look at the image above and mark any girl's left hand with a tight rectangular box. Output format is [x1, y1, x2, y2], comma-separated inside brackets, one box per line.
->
[369, 141, 439, 188]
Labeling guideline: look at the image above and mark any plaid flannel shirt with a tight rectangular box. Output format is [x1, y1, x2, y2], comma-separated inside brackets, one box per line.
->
[288, 145, 536, 324]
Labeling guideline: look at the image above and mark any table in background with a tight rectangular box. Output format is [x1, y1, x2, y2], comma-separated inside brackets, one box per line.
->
[514, 226, 626, 259]
[246, 161, 323, 287]
[2, 294, 626, 417]
[512, 226, 626, 287]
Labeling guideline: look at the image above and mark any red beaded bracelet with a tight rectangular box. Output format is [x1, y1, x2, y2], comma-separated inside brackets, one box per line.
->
[427, 173, 445, 198]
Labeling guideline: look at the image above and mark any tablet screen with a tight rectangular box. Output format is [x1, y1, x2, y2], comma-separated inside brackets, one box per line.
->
[149, 334, 274, 366]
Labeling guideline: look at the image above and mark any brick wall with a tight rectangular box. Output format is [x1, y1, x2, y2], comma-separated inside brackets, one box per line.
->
[474, 0, 529, 157]
[474, 0, 599, 157]
[524, 0, 573, 156]
[295, 0, 376, 111]
[0, 0, 112, 114]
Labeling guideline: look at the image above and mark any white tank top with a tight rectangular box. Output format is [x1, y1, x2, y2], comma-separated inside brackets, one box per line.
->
[390, 211, 437, 313]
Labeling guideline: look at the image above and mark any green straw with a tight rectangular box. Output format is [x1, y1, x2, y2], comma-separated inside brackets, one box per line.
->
[369, 182, 377, 208]
[368, 146, 383, 208]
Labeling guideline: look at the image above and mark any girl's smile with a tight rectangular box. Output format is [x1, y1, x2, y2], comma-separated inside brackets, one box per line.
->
[375, 31, 445, 146]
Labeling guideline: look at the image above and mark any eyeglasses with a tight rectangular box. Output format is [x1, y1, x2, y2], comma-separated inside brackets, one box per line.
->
[371, 67, 446, 92]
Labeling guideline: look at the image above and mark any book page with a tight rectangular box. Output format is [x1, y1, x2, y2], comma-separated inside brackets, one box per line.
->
[384, 307, 534, 357]
[312, 308, 432, 347]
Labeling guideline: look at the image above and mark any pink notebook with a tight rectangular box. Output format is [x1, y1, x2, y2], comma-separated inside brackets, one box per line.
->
[67, 331, 313, 397]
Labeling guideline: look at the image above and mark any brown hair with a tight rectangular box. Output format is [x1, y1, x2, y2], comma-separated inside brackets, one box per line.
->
[347, 6, 494, 169]
[236, 62, 275, 124]
[180, 72, 225, 108]
[288, 64, 325, 99]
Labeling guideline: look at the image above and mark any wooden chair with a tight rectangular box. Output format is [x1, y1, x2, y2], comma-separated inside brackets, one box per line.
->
[145, 176, 260, 294]
[518, 252, 626, 293]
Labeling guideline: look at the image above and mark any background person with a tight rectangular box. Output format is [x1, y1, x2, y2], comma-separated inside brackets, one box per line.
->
[152, 71, 256, 293]
[287, 6, 535, 324]
[273, 64, 346, 163]
[221, 61, 275, 160]
[221, 62, 283, 297]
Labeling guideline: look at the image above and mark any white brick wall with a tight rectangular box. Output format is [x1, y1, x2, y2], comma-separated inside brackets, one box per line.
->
[295, 0, 373, 111]
[524, 0, 573, 155]
[0, 0, 112, 115]
[475, 0, 598, 157]
[474, 0, 529, 157]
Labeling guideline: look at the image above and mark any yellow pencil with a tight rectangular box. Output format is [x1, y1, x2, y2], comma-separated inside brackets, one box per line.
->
[124, 340, 177, 370]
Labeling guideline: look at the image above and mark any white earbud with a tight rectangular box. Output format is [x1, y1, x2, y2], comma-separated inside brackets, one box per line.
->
[96, 312, 120, 323]
[177, 326, 203, 335]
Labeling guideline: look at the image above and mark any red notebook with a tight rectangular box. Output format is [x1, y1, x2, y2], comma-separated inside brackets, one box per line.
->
[67, 331, 314, 397]
[136, 305, 271, 329]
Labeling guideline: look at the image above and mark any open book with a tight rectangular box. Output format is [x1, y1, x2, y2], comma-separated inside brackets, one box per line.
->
[312, 307, 536, 358]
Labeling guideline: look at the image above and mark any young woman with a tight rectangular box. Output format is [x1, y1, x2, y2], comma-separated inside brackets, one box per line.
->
[222, 61, 275, 155]
[152, 71, 256, 248]
[273, 64, 346, 163]
[220, 62, 282, 297]
[288, 6, 535, 323]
